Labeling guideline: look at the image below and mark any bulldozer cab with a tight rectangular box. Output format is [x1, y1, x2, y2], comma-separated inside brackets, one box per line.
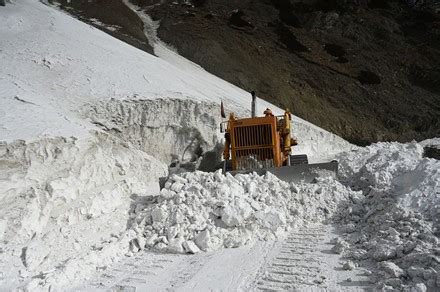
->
[221, 109, 295, 171]
[219, 93, 337, 183]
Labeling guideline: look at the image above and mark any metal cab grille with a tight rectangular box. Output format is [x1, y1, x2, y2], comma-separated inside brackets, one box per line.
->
[233, 124, 272, 147]
[232, 123, 274, 170]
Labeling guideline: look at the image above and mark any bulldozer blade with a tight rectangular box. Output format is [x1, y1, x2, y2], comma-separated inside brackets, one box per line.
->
[159, 161, 338, 189]
[228, 161, 338, 184]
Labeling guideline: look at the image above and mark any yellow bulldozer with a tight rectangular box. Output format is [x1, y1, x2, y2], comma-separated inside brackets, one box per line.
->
[159, 92, 338, 188]
[220, 92, 338, 183]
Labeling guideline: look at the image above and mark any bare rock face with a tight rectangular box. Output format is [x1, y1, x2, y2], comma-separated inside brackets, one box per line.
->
[423, 146, 440, 159]
[406, 0, 440, 13]
[144, 0, 440, 145]
[50, 0, 440, 144]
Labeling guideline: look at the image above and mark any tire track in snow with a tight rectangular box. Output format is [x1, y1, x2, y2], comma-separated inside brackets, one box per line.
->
[73, 225, 373, 291]
[72, 251, 214, 291]
[72, 252, 176, 291]
[254, 225, 372, 291]
[255, 227, 328, 291]
[166, 253, 215, 289]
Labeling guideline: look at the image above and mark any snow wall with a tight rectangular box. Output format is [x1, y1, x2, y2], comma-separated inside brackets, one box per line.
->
[0, 133, 167, 289]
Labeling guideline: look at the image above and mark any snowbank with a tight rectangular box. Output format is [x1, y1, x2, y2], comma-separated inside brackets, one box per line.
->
[82, 98, 223, 164]
[0, 134, 167, 290]
[334, 141, 440, 291]
[128, 170, 353, 254]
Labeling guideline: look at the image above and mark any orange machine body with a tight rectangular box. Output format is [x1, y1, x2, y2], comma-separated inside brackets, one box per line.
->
[222, 109, 296, 171]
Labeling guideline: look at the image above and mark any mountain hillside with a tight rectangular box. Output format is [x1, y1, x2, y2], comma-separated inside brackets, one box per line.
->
[147, 0, 440, 145]
[52, 0, 440, 144]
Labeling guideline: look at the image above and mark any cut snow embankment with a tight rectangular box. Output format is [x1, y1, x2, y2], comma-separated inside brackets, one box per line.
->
[82, 98, 222, 165]
[0, 133, 167, 290]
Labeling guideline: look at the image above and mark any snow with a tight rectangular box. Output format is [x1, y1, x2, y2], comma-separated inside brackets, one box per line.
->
[0, 0, 439, 291]
[337, 142, 439, 225]
[0, 1, 350, 289]
[0, 0, 351, 162]
[334, 141, 440, 290]
[120, 141, 437, 291]
[0, 134, 167, 290]
[129, 170, 352, 254]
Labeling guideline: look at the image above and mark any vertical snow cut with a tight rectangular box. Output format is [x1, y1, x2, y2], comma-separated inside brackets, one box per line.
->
[82, 98, 224, 169]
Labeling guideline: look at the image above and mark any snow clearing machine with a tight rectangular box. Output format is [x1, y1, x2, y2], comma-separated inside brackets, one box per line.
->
[220, 91, 338, 183]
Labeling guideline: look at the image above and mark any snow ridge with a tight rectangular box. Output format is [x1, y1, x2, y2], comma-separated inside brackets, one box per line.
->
[128, 171, 353, 255]
[334, 142, 440, 291]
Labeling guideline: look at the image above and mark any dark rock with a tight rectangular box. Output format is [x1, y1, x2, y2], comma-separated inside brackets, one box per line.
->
[279, 9, 302, 28]
[423, 146, 440, 160]
[409, 65, 440, 95]
[368, 0, 391, 9]
[193, 0, 207, 7]
[228, 10, 254, 29]
[182, 11, 196, 17]
[358, 70, 381, 85]
[275, 24, 309, 53]
[324, 43, 346, 58]
[336, 56, 349, 63]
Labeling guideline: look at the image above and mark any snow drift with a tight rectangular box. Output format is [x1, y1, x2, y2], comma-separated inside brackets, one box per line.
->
[334, 142, 440, 291]
[0, 133, 166, 290]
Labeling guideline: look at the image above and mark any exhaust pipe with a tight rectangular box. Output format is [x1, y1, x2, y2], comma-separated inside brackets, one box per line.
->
[251, 91, 256, 117]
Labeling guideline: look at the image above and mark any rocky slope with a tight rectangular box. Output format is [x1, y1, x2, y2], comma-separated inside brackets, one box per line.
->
[48, 0, 440, 144]
[143, 0, 440, 145]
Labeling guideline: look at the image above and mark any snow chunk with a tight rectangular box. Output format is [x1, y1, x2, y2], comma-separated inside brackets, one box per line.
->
[343, 261, 356, 270]
[220, 198, 252, 227]
[378, 261, 405, 278]
[22, 239, 50, 271]
[332, 238, 350, 254]
[183, 240, 200, 254]
[131, 170, 353, 254]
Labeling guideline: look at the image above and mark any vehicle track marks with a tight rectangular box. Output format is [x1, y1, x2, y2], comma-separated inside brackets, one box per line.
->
[254, 225, 372, 291]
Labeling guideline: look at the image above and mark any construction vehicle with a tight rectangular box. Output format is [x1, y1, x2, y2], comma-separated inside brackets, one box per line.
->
[220, 91, 338, 183]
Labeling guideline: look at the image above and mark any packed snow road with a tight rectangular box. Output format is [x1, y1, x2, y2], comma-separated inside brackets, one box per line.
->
[72, 224, 372, 291]
[253, 226, 372, 291]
